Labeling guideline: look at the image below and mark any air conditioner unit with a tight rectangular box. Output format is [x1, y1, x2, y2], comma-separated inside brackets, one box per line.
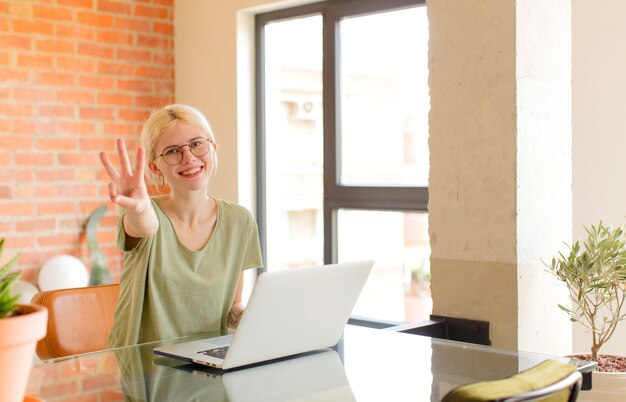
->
[295, 100, 317, 121]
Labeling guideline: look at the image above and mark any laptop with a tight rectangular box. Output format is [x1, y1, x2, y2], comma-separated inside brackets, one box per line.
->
[153, 260, 373, 370]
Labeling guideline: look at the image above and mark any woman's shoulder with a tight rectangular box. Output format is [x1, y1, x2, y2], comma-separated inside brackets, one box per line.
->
[215, 198, 252, 214]
[214, 198, 255, 222]
[148, 196, 168, 218]
[150, 195, 167, 204]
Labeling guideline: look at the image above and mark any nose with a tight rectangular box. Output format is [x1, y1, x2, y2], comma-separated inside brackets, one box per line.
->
[179, 145, 196, 163]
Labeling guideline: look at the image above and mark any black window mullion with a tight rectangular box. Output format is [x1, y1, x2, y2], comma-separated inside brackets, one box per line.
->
[326, 0, 425, 19]
[255, 12, 267, 271]
[328, 186, 428, 211]
[256, 2, 325, 25]
[323, 3, 339, 264]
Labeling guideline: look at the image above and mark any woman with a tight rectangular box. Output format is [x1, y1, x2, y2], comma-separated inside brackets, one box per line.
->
[100, 104, 263, 348]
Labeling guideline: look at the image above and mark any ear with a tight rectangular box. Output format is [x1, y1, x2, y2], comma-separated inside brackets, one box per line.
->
[148, 161, 160, 175]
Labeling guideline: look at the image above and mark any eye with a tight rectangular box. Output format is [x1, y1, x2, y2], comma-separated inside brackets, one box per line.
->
[189, 139, 204, 149]
[163, 147, 181, 156]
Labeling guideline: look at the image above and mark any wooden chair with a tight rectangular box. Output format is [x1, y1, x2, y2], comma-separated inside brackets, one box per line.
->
[441, 359, 582, 402]
[31, 284, 119, 359]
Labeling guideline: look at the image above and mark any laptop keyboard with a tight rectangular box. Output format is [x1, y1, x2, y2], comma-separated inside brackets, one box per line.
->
[197, 346, 229, 359]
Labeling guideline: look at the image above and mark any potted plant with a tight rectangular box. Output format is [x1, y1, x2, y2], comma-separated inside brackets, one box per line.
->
[547, 221, 626, 401]
[0, 238, 48, 402]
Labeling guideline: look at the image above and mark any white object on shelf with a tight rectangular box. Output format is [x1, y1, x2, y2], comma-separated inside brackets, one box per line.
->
[38, 255, 89, 291]
[13, 279, 40, 304]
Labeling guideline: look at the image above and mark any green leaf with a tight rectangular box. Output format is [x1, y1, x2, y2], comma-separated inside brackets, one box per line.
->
[557, 304, 572, 313]
[0, 239, 22, 318]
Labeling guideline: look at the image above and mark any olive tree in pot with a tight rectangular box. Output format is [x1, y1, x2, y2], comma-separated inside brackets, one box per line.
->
[0, 238, 48, 402]
[547, 222, 626, 401]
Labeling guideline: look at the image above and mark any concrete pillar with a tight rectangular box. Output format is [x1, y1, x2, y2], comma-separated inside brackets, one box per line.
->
[428, 0, 572, 353]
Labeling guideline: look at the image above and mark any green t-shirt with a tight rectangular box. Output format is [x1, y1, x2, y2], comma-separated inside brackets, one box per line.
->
[108, 197, 263, 348]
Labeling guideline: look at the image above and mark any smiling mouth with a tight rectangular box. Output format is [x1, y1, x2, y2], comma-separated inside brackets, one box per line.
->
[180, 167, 203, 176]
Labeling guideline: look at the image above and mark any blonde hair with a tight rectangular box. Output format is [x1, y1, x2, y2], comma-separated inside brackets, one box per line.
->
[140, 104, 218, 185]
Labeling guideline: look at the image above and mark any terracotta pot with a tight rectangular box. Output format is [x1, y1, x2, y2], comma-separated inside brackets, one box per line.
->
[578, 371, 626, 402]
[0, 304, 48, 402]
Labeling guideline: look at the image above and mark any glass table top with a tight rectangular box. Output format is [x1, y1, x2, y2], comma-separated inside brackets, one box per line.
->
[26, 324, 595, 402]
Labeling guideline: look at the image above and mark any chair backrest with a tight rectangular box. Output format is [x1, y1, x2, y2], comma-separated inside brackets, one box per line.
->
[31, 284, 119, 359]
[441, 359, 582, 402]
[498, 371, 582, 402]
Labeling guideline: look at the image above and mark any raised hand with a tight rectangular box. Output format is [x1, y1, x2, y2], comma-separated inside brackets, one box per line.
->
[99, 138, 151, 214]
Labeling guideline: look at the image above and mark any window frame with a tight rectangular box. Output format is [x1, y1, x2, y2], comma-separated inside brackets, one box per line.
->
[256, 0, 428, 325]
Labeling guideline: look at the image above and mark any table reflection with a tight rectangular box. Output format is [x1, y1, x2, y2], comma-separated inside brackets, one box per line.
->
[26, 325, 595, 402]
[148, 350, 353, 402]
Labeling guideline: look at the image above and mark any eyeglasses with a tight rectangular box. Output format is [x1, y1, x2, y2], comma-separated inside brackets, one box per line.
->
[154, 137, 213, 166]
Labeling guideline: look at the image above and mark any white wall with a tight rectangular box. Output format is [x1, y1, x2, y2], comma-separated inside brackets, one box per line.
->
[572, 0, 626, 356]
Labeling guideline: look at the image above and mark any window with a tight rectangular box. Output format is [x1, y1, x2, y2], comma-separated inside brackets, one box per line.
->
[256, 0, 429, 325]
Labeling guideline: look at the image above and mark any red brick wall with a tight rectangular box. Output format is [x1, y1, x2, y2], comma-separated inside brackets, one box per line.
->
[28, 352, 126, 401]
[0, 0, 175, 284]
